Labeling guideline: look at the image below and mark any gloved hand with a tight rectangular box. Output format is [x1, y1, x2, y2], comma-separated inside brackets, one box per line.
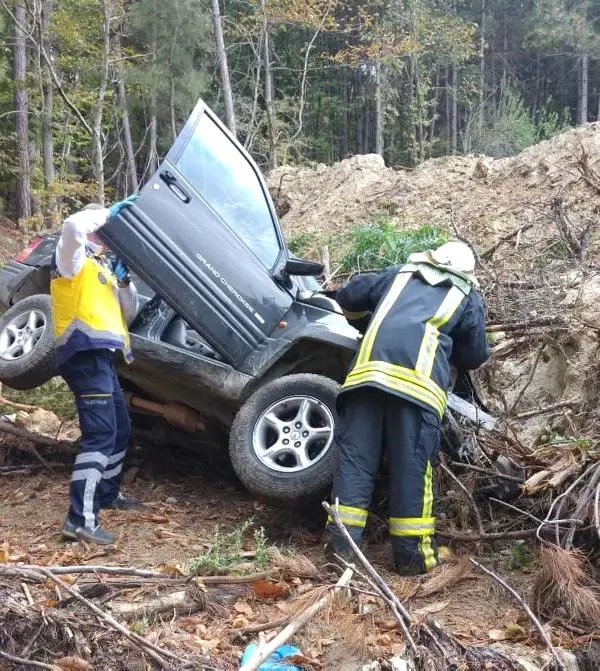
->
[112, 258, 130, 286]
[108, 193, 138, 218]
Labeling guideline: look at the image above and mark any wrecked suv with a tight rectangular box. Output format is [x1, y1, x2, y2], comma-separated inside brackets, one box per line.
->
[0, 98, 494, 506]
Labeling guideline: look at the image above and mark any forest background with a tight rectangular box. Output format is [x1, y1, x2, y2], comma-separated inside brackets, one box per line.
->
[0, 0, 598, 229]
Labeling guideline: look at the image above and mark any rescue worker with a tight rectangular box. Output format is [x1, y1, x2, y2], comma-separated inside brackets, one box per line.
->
[51, 196, 140, 545]
[327, 241, 489, 575]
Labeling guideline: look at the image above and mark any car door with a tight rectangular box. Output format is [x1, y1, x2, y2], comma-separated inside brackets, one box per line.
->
[101, 99, 293, 367]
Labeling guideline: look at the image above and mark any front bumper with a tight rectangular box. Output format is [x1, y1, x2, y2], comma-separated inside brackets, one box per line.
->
[0, 260, 30, 309]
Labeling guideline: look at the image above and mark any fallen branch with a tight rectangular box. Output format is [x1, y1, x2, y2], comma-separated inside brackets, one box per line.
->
[513, 401, 576, 420]
[0, 651, 58, 670]
[440, 459, 485, 535]
[39, 568, 189, 669]
[239, 567, 354, 671]
[236, 615, 291, 635]
[109, 588, 205, 621]
[323, 501, 417, 653]
[480, 222, 534, 260]
[0, 420, 75, 452]
[470, 558, 566, 671]
[450, 461, 524, 483]
[486, 317, 563, 332]
[438, 528, 539, 542]
[508, 343, 546, 415]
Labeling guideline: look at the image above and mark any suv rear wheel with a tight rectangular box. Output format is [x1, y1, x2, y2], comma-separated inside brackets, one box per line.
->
[229, 374, 339, 505]
[0, 294, 57, 390]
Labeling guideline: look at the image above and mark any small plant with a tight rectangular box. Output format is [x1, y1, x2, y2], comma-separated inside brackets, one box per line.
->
[130, 617, 150, 635]
[184, 518, 270, 576]
[0, 378, 76, 420]
[339, 214, 448, 273]
[510, 540, 534, 571]
[287, 231, 314, 257]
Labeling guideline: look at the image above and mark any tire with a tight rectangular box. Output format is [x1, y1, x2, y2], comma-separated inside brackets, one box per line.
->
[229, 373, 339, 505]
[0, 294, 57, 390]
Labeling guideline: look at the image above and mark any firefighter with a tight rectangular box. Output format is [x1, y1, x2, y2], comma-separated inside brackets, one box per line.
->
[327, 241, 489, 575]
[51, 197, 140, 545]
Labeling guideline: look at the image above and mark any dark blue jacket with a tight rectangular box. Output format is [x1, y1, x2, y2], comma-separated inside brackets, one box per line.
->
[337, 263, 489, 419]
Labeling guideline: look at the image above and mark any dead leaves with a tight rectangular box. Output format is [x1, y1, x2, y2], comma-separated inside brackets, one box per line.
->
[56, 656, 93, 671]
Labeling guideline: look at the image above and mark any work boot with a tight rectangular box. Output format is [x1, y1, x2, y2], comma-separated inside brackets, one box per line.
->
[62, 518, 115, 545]
[101, 492, 142, 510]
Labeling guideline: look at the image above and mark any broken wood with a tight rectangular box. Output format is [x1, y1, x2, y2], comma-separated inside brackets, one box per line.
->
[486, 317, 563, 332]
[239, 567, 354, 671]
[0, 650, 59, 670]
[480, 222, 534, 260]
[470, 558, 566, 671]
[38, 568, 189, 670]
[440, 459, 485, 535]
[109, 588, 206, 621]
[513, 401, 576, 420]
[0, 420, 75, 452]
[450, 461, 524, 483]
[236, 615, 291, 635]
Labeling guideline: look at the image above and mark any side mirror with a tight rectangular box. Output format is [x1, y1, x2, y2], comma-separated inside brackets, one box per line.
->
[284, 257, 324, 277]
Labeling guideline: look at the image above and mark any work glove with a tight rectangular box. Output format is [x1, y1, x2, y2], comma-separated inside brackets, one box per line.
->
[108, 193, 139, 218]
[112, 258, 131, 286]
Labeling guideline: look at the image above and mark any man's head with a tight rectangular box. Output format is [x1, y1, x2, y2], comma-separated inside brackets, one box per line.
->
[82, 202, 107, 254]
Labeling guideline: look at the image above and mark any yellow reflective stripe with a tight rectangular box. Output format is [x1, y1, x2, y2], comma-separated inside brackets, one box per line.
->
[357, 273, 411, 366]
[328, 504, 368, 528]
[342, 309, 369, 320]
[343, 362, 446, 417]
[349, 360, 446, 406]
[418, 461, 437, 570]
[415, 287, 465, 378]
[389, 516, 435, 536]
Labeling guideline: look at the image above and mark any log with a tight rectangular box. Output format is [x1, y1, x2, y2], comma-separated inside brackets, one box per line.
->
[109, 589, 204, 621]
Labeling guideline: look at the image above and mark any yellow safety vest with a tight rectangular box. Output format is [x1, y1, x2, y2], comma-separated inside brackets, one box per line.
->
[50, 256, 132, 367]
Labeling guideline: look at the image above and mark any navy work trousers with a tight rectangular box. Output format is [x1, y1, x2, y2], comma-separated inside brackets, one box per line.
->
[59, 349, 131, 530]
[328, 388, 441, 573]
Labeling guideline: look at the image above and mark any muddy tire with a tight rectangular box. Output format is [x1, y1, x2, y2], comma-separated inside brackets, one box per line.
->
[0, 294, 57, 390]
[229, 374, 339, 505]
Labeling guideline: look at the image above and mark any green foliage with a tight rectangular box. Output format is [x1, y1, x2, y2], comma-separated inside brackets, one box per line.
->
[287, 231, 315, 257]
[339, 215, 448, 273]
[0, 378, 76, 420]
[184, 518, 270, 576]
[510, 540, 534, 571]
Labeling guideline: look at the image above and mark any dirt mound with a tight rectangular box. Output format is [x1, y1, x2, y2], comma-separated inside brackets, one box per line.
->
[268, 123, 600, 449]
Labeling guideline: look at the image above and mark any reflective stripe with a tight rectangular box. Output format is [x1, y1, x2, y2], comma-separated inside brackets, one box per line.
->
[343, 362, 446, 417]
[107, 448, 127, 465]
[102, 463, 123, 480]
[80, 393, 112, 399]
[73, 451, 110, 468]
[415, 287, 465, 378]
[357, 273, 412, 366]
[389, 516, 435, 536]
[342, 309, 369, 320]
[328, 504, 368, 528]
[71, 467, 102, 530]
[418, 461, 437, 570]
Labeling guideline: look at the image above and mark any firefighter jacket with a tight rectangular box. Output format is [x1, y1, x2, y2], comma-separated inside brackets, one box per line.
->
[337, 261, 489, 419]
[50, 254, 133, 368]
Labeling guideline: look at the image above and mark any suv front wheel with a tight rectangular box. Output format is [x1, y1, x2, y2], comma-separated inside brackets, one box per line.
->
[229, 374, 339, 505]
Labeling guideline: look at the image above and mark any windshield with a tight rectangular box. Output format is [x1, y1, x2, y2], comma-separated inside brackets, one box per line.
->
[176, 113, 281, 269]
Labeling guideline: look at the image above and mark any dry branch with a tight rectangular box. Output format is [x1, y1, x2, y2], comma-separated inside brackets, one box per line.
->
[0, 650, 59, 670]
[480, 222, 534, 259]
[470, 558, 565, 670]
[0, 420, 75, 452]
[109, 588, 205, 621]
[439, 460, 484, 534]
[238, 567, 354, 671]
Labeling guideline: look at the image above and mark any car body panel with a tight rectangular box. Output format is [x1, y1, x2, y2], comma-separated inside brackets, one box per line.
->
[101, 99, 294, 369]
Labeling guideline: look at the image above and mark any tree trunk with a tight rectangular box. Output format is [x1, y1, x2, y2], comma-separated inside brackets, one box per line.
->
[478, 0, 485, 132]
[430, 71, 439, 144]
[451, 63, 458, 155]
[211, 0, 236, 135]
[170, 78, 177, 141]
[341, 73, 349, 158]
[39, 0, 56, 226]
[577, 51, 589, 125]
[262, 0, 276, 168]
[445, 66, 450, 155]
[355, 70, 363, 154]
[114, 32, 138, 193]
[91, 0, 112, 205]
[12, 2, 31, 224]
[374, 60, 383, 157]
[148, 91, 158, 174]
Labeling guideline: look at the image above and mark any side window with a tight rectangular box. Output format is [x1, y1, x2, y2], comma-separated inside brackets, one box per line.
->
[176, 114, 281, 269]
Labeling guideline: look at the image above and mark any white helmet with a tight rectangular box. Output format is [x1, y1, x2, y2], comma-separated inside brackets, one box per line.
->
[431, 241, 476, 275]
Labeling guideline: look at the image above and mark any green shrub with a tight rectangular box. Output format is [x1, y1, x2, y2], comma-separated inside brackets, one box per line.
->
[287, 231, 314, 257]
[339, 215, 448, 273]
